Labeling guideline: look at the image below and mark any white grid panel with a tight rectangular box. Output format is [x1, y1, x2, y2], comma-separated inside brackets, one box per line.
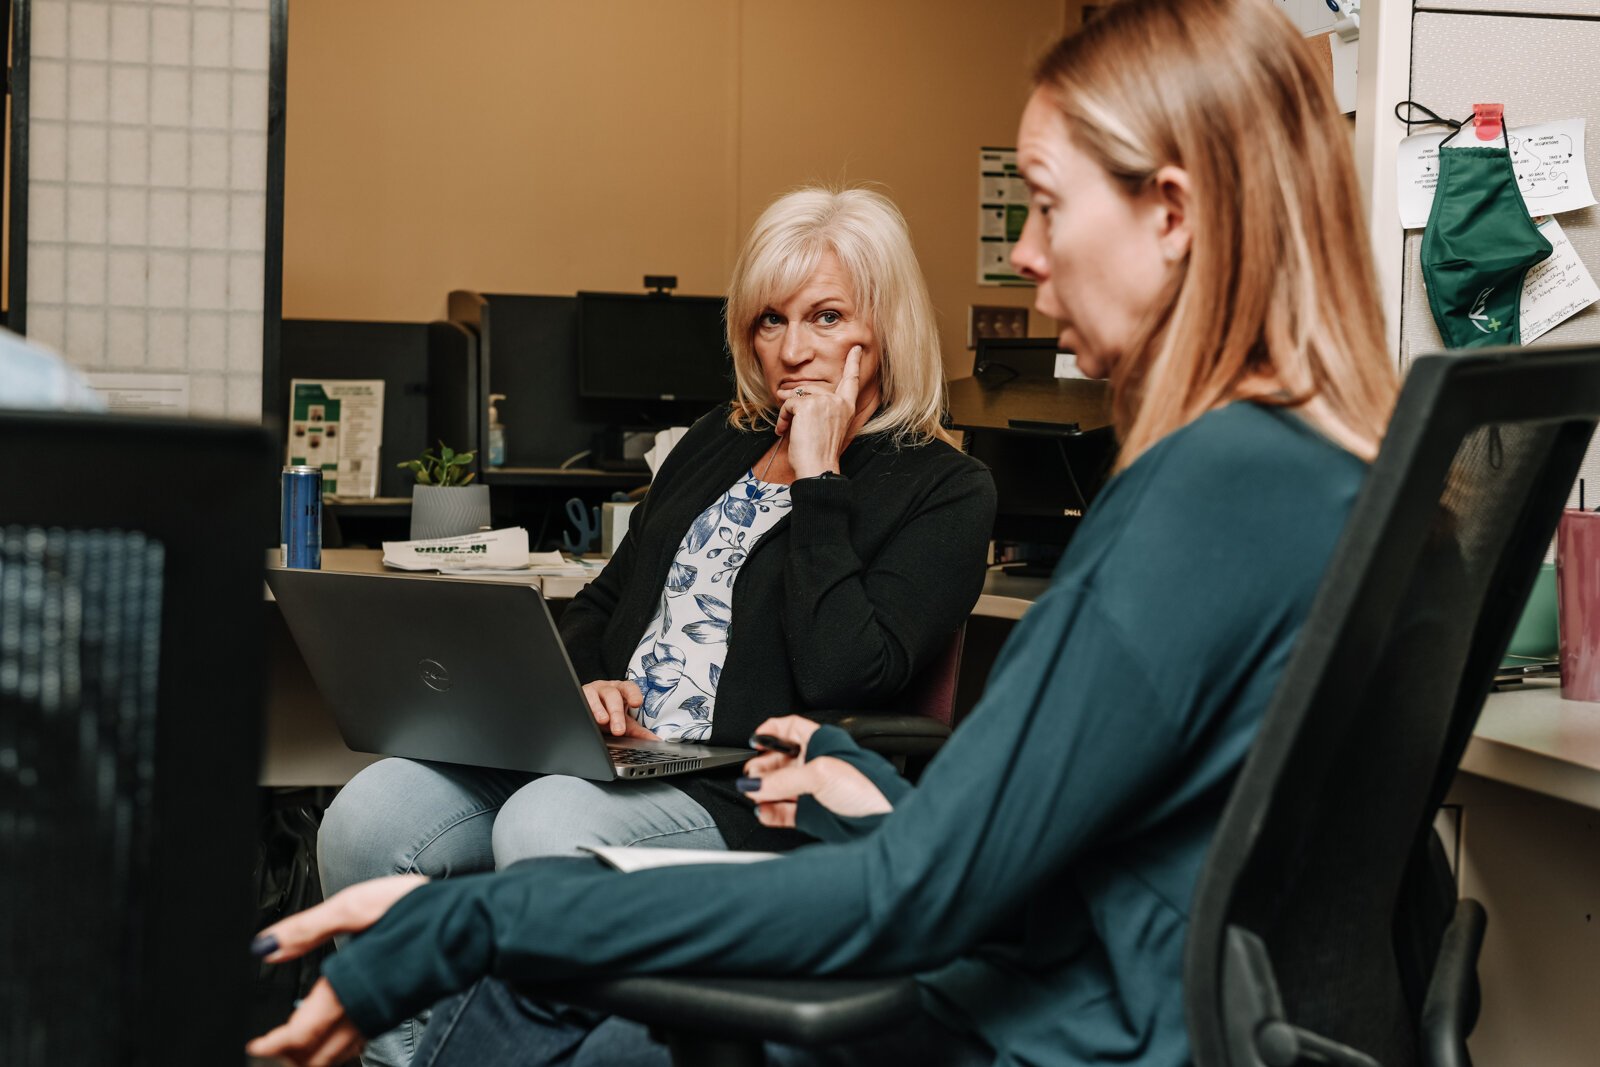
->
[28, 0, 271, 420]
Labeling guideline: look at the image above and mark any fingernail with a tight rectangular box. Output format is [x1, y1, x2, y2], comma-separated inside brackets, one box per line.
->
[250, 934, 279, 958]
[735, 776, 761, 793]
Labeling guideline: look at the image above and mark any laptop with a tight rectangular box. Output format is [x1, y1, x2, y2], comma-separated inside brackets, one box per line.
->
[268, 569, 752, 780]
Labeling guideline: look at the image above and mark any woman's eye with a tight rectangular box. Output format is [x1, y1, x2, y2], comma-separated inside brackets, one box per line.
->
[816, 311, 841, 326]
[758, 313, 783, 328]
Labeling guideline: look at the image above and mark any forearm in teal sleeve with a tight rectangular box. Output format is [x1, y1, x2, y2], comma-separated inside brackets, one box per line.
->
[794, 724, 915, 843]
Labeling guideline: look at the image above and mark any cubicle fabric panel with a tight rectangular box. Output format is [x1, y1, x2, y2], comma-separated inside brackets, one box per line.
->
[1402, 4, 1600, 513]
[26, 0, 273, 419]
[0, 527, 165, 1066]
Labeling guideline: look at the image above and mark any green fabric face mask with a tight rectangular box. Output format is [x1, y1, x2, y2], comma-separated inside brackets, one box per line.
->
[1420, 114, 1551, 349]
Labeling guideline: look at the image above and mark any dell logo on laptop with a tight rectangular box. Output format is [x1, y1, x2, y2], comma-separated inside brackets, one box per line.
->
[419, 659, 452, 692]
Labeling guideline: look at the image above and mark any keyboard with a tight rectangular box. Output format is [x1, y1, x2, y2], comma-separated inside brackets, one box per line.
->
[609, 747, 690, 766]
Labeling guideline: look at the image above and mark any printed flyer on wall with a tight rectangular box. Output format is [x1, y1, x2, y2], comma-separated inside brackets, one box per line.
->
[286, 379, 384, 498]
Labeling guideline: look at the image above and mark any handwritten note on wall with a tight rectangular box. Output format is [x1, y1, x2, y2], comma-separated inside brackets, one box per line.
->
[1397, 117, 1597, 229]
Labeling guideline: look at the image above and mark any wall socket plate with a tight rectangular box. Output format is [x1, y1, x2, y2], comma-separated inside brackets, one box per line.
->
[968, 304, 1030, 348]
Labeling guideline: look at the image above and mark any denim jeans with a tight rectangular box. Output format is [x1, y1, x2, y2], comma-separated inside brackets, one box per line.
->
[317, 758, 727, 1067]
[411, 975, 995, 1067]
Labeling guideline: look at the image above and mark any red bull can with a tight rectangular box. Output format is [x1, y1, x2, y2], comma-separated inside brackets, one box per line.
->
[281, 465, 323, 569]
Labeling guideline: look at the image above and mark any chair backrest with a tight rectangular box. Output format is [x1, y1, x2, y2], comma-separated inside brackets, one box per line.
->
[0, 411, 276, 1066]
[1184, 345, 1600, 1067]
[901, 627, 965, 727]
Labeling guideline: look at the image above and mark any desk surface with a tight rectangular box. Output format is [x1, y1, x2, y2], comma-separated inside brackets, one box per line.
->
[1464, 682, 1600, 811]
[946, 374, 1112, 434]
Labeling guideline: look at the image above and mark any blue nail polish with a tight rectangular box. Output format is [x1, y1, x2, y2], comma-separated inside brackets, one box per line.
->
[250, 934, 279, 958]
[735, 776, 761, 793]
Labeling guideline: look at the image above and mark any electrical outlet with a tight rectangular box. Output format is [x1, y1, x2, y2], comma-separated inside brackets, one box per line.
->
[968, 305, 1030, 348]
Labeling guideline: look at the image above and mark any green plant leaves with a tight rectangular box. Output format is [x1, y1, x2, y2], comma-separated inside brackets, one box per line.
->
[398, 441, 477, 486]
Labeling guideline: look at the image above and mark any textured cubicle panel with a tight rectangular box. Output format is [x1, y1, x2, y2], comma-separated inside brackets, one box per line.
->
[1416, 0, 1600, 13]
[1402, 7, 1600, 507]
[26, 0, 271, 419]
[0, 528, 165, 1066]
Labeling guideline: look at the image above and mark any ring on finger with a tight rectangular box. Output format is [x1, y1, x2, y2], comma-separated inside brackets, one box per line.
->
[794, 387, 807, 397]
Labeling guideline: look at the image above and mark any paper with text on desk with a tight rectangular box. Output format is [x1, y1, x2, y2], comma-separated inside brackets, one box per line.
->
[382, 527, 530, 571]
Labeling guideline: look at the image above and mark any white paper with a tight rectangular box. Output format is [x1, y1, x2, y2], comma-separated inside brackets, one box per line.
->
[287, 379, 385, 498]
[83, 372, 190, 415]
[1396, 117, 1596, 229]
[382, 527, 530, 571]
[585, 846, 782, 874]
[1521, 217, 1600, 345]
[644, 426, 689, 477]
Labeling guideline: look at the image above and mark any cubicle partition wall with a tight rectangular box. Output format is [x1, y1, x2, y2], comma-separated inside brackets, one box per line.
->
[448, 290, 713, 471]
[1397, 2, 1600, 498]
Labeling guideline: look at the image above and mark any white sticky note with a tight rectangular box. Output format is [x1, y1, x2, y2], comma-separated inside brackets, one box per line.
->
[1521, 217, 1600, 345]
[1396, 117, 1596, 230]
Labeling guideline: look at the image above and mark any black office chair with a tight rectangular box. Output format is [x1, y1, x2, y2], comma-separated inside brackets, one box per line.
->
[0, 412, 277, 1066]
[542, 344, 1600, 1067]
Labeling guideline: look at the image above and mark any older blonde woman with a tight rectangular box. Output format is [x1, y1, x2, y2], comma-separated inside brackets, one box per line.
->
[311, 186, 995, 1066]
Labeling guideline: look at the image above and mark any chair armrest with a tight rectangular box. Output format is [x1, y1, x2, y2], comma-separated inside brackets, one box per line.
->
[831, 713, 951, 758]
[529, 975, 921, 1047]
[1420, 898, 1487, 1067]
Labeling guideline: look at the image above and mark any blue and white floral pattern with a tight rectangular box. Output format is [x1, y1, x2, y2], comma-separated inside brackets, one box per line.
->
[624, 470, 791, 741]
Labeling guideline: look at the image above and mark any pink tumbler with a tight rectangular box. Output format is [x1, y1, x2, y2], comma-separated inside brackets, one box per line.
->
[1556, 509, 1600, 701]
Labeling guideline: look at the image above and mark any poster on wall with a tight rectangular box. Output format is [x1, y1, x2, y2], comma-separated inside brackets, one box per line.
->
[978, 147, 1031, 286]
[286, 379, 384, 498]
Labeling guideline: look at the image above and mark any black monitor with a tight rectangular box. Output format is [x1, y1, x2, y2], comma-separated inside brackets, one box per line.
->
[963, 419, 1115, 577]
[577, 292, 731, 403]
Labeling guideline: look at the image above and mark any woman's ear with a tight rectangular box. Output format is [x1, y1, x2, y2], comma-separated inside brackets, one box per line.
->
[1150, 164, 1193, 264]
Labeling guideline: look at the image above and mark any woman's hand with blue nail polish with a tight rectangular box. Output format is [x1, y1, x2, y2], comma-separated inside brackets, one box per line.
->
[247, 874, 428, 1064]
[250, 873, 428, 966]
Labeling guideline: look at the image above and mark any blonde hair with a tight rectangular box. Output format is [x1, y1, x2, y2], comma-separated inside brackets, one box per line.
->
[725, 187, 952, 445]
[1035, 0, 1397, 468]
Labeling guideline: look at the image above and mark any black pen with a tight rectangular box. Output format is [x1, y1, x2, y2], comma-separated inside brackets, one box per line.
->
[748, 733, 800, 757]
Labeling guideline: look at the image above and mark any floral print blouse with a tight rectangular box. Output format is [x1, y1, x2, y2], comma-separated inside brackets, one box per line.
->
[623, 469, 792, 741]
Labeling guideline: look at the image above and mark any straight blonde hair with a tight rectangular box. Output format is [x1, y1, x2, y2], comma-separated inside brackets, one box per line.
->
[1036, 0, 1397, 468]
[726, 187, 952, 445]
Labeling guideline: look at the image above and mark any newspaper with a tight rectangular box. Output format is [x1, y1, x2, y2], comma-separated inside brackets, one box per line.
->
[382, 528, 531, 572]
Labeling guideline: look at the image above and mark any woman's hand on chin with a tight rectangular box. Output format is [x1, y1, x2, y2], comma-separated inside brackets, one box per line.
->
[776, 345, 862, 479]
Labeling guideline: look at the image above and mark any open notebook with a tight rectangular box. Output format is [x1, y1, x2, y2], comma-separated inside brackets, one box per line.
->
[584, 846, 782, 874]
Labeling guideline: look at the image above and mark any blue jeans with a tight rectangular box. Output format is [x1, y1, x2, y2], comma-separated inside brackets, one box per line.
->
[412, 975, 994, 1067]
[317, 758, 727, 1067]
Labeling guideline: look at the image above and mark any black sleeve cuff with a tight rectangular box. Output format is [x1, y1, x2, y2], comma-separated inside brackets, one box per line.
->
[787, 474, 854, 546]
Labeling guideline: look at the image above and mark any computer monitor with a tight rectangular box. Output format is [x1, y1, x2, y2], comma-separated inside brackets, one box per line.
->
[965, 423, 1116, 572]
[577, 292, 732, 403]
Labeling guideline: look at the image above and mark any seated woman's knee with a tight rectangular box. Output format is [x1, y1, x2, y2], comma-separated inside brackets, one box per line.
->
[492, 776, 656, 866]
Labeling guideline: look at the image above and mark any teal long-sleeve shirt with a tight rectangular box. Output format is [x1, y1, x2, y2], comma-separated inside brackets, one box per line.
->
[322, 402, 1367, 1066]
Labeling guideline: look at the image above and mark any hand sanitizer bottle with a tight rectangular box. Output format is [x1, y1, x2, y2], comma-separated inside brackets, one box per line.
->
[488, 393, 507, 468]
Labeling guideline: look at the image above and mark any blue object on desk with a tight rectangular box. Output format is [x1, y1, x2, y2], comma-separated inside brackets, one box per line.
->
[563, 496, 602, 555]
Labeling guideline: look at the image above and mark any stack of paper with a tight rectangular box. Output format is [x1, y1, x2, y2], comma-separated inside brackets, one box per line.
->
[645, 427, 690, 477]
[382, 528, 531, 572]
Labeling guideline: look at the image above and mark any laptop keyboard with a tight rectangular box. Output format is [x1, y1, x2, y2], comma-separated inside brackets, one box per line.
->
[609, 747, 690, 765]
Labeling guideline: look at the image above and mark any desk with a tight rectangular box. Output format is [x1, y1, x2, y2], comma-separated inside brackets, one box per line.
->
[1443, 681, 1600, 1066]
[945, 374, 1111, 433]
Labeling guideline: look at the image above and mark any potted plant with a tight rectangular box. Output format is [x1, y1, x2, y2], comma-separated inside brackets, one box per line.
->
[398, 442, 490, 540]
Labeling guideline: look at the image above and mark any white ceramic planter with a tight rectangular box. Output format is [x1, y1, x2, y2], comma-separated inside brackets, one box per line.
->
[410, 484, 491, 540]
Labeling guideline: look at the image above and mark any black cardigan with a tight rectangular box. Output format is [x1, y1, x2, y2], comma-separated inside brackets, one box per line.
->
[559, 407, 996, 849]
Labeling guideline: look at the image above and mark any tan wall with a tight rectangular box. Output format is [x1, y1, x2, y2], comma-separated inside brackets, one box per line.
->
[282, 0, 1064, 379]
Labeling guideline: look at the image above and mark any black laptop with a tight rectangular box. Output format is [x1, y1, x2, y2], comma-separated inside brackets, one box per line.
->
[268, 570, 751, 780]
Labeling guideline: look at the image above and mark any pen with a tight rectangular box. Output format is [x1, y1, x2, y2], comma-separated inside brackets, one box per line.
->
[748, 733, 800, 757]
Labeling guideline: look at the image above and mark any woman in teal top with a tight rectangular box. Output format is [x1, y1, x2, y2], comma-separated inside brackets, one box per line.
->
[248, 1, 1401, 1063]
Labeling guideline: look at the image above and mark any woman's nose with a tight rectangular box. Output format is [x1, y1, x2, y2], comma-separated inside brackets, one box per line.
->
[780, 326, 810, 366]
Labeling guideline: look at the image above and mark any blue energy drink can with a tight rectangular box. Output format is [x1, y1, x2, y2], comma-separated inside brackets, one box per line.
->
[281, 465, 323, 569]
